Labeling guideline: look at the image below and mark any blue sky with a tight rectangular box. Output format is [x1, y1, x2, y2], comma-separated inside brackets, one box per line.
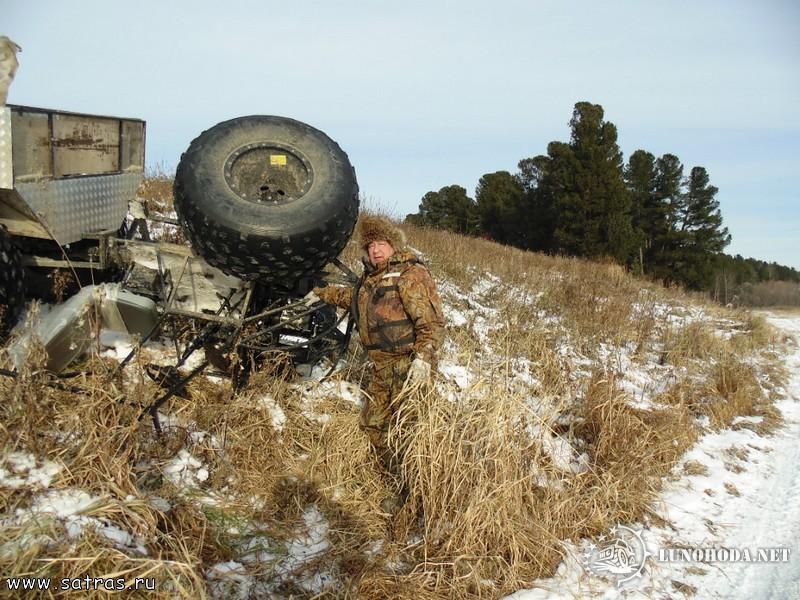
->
[6, 0, 799, 268]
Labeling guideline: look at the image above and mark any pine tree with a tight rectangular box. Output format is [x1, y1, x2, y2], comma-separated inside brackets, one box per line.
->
[546, 140, 586, 255]
[518, 155, 557, 252]
[415, 185, 477, 234]
[474, 171, 525, 244]
[550, 102, 636, 262]
[623, 150, 657, 273]
[678, 166, 731, 288]
[649, 153, 686, 283]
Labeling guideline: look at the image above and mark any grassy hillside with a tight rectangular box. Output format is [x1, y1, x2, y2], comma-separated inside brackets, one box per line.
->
[0, 192, 790, 598]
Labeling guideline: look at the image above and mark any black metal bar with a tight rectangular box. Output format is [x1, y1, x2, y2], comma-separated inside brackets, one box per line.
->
[161, 287, 245, 374]
[323, 316, 354, 379]
[175, 321, 222, 369]
[331, 257, 359, 284]
[237, 304, 324, 344]
[241, 298, 306, 324]
[137, 292, 250, 430]
[147, 215, 179, 226]
[0, 368, 85, 394]
[246, 309, 347, 352]
[140, 359, 209, 433]
[163, 307, 249, 326]
[112, 313, 166, 376]
[216, 290, 236, 314]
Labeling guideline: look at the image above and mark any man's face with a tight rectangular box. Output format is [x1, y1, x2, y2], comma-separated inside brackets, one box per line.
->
[367, 240, 395, 267]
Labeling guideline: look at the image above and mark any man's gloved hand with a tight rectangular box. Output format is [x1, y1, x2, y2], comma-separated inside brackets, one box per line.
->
[406, 357, 432, 386]
[302, 288, 322, 307]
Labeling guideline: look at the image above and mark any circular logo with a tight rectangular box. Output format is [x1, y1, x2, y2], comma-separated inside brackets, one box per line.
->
[581, 525, 652, 587]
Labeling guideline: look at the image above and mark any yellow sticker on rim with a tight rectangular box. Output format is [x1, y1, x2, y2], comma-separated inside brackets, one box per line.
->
[270, 155, 287, 166]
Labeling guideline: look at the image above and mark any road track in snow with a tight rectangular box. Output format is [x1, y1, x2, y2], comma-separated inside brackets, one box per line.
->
[695, 312, 800, 600]
[733, 313, 800, 600]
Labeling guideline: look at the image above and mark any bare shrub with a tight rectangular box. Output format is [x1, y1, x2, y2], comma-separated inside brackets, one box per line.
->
[737, 281, 800, 307]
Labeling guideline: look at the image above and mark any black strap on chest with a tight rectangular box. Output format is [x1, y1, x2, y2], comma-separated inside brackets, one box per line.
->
[358, 257, 425, 352]
[371, 284, 399, 303]
[363, 319, 416, 351]
[349, 270, 367, 330]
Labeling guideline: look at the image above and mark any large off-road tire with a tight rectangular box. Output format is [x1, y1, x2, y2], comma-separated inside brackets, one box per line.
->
[0, 225, 25, 339]
[174, 116, 359, 284]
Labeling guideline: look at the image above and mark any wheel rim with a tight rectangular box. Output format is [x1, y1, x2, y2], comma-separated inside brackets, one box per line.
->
[223, 143, 314, 204]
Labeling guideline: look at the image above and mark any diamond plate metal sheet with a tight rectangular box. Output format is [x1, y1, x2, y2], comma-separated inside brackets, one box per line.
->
[0, 107, 12, 190]
[15, 172, 142, 244]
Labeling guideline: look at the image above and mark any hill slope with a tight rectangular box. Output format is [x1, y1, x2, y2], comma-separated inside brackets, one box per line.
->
[1, 218, 793, 599]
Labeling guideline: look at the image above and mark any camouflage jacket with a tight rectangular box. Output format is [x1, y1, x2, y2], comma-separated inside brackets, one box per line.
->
[315, 250, 444, 365]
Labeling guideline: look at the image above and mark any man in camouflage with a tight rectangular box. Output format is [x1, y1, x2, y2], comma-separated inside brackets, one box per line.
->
[306, 215, 444, 509]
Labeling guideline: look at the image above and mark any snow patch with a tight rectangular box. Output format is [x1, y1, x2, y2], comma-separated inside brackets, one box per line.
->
[11, 489, 148, 555]
[275, 505, 334, 593]
[164, 449, 207, 487]
[206, 561, 254, 600]
[439, 362, 473, 390]
[255, 394, 287, 433]
[0, 452, 62, 489]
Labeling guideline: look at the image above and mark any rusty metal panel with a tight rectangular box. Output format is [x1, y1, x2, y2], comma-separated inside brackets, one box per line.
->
[0, 107, 12, 189]
[121, 120, 145, 172]
[15, 172, 141, 244]
[8, 109, 52, 181]
[52, 113, 120, 177]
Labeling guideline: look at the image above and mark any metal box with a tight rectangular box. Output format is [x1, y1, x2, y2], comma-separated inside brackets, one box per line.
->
[0, 105, 145, 245]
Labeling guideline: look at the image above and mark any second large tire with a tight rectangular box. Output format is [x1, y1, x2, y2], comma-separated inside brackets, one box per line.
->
[174, 116, 359, 284]
[0, 225, 25, 339]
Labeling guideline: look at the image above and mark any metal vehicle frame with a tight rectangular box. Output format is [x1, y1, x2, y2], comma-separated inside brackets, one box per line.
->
[0, 104, 358, 431]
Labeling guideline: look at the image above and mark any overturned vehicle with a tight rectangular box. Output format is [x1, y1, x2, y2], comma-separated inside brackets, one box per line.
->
[0, 104, 360, 428]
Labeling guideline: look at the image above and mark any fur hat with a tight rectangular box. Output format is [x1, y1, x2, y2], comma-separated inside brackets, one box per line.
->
[357, 215, 407, 251]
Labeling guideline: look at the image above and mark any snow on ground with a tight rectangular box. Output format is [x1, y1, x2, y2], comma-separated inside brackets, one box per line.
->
[205, 506, 334, 599]
[286, 377, 364, 426]
[254, 394, 287, 432]
[206, 561, 254, 600]
[164, 448, 210, 486]
[2, 488, 149, 557]
[507, 311, 800, 599]
[0, 452, 62, 489]
[438, 361, 473, 390]
[593, 341, 681, 411]
[278, 506, 333, 592]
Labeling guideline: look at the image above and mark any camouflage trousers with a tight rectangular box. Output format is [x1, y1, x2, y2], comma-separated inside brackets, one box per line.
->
[361, 353, 413, 481]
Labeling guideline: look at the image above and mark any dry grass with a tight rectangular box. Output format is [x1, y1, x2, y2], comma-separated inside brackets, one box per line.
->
[570, 371, 697, 528]
[137, 166, 175, 216]
[723, 482, 741, 497]
[342, 365, 698, 597]
[657, 349, 782, 434]
[135, 166, 186, 245]
[0, 352, 208, 597]
[0, 204, 791, 598]
[682, 461, 710, 477]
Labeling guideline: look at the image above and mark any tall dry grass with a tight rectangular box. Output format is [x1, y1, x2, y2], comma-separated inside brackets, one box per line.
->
[1, 350, 208, 597]
[0, 203, 790, 598]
